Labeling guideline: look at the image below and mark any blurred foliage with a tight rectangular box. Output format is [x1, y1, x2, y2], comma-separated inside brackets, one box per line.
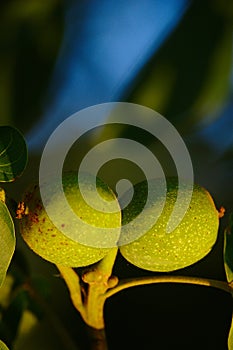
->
[0, 126, 27, 182]
[0, 0, 64, 134]
[0, 251, 63, 349]
[0, 0, 232, 137]
[126, 0, 233, 133]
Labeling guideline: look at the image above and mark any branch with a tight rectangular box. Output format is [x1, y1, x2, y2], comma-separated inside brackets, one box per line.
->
[105, 275, 232, 299]
[56, 265, 86, 318]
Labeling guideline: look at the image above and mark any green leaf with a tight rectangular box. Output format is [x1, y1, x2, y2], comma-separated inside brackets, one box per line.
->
[228, 314, 233, 350]
[0, 200, 15, 287]
[0, 340, 9, 350]
[0, 126, 27, 182]
[224, 213, 233, 283]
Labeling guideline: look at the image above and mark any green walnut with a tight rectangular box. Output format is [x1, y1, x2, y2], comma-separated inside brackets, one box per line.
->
[119, 178, 220, 272]
[19, 172, 121, 267]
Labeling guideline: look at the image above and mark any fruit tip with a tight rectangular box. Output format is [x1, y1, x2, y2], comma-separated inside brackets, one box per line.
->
[16, 201, 29, 219]
[218, 206, 225, 218]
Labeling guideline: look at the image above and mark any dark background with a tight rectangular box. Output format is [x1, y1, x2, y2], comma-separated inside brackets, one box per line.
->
[0, 1, 233, 349]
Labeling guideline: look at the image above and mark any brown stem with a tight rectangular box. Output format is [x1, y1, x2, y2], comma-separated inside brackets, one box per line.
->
[86, 326, 108, 350]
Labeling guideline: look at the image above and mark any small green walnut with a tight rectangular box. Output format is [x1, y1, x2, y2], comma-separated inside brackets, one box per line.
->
[19, 172, 121, 267]
[119, 178, 221, 272]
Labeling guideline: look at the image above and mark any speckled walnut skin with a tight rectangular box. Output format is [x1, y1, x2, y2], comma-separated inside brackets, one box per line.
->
[20, 172, 121, 267]
[120, 178, 220, 272]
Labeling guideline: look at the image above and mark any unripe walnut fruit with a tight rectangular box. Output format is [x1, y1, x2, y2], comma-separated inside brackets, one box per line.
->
[19, 172, 121, 267]
[120, 178, 220, 272]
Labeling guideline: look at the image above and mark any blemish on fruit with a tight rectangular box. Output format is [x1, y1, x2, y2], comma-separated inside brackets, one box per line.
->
[30, 215, 39, 223]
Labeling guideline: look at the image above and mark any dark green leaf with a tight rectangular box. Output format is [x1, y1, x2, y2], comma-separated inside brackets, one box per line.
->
[0, 340, 9, 350]
[0, 126, 27, 182]
[0, 200, 15, 287]
[224, 213, 233, 283]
